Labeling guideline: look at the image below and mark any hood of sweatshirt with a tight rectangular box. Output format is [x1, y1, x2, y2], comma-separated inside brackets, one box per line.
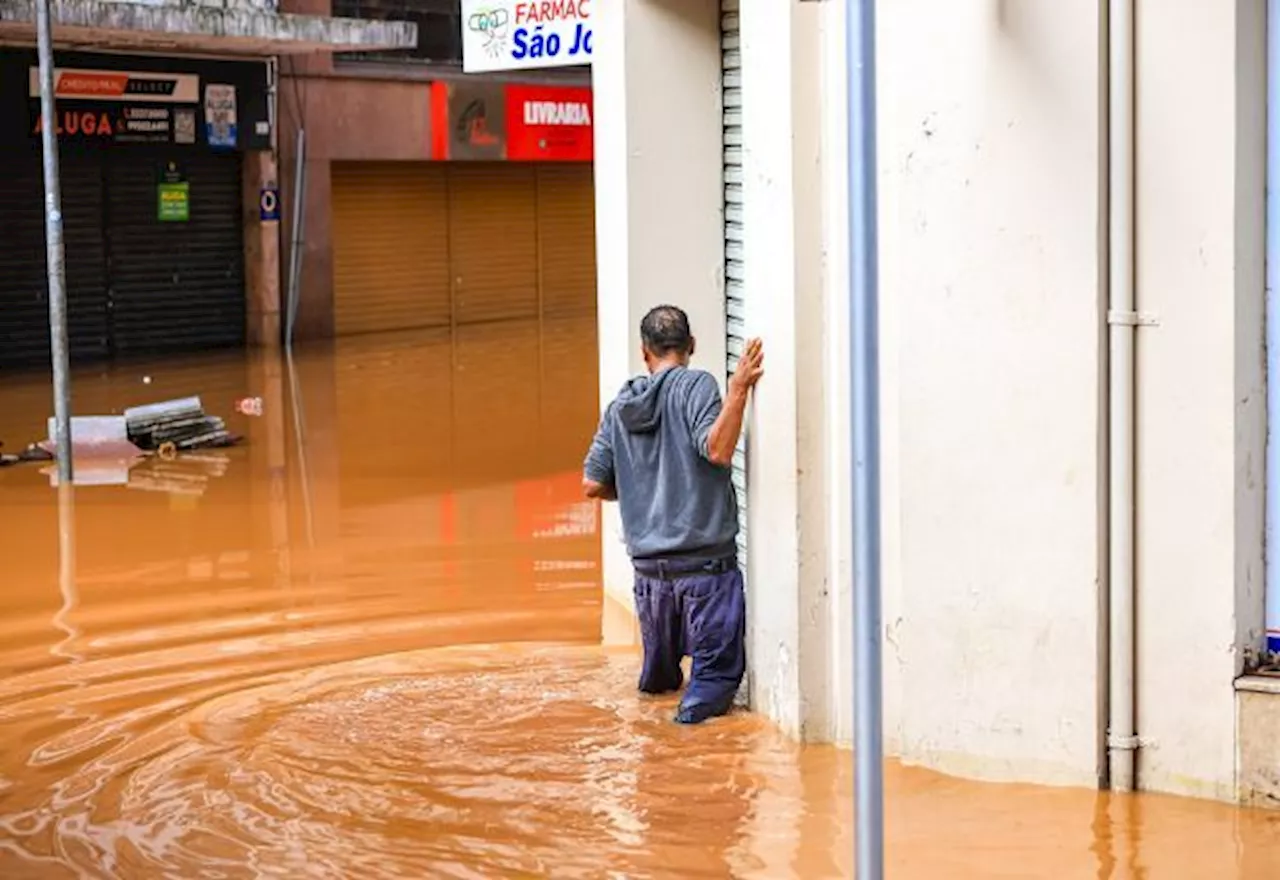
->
[613, 367, 681, 434]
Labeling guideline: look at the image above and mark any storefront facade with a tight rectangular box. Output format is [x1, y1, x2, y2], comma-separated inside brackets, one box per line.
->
[0, 50, 272, 370]
[276, 34, 596, 341]
[329, 82, 594, 336]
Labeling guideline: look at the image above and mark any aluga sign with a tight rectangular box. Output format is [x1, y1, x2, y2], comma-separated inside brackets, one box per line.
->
[461, 0, 592, 73]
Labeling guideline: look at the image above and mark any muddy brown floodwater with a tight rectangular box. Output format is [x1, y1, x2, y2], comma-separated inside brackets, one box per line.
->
[2, 318, 1280, 878]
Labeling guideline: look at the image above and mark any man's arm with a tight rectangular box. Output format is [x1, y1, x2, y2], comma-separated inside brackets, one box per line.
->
[583, 405, 618, 501]
[584, 480, 617, 501]
[702, 338, 764, 467]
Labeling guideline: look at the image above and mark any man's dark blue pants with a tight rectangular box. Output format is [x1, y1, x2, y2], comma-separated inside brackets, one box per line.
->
[632, 557, 746, 724]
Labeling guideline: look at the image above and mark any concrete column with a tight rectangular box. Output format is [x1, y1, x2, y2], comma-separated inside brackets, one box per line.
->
[1133, 0, 1265, 800]
[817, 0, 856, 747]
[591, 0, 726, 619]
[736, 0, 836, 739]
[242, 150, 282, 348]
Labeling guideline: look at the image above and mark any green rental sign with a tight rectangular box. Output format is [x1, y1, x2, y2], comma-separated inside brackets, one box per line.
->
[158, 182, 189, 222]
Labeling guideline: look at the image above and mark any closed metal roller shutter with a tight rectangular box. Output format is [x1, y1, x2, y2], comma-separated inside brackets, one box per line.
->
[332, 162, 592, 338]
[332, 162, 451, 336]
[105, 151, 245, 356]
[0, 151, 48, 369]
[61, 154, 110, 363]
[535, 163, 596, 320]
[722, 0, 748, 570]
[0, 149, 109, 370]
[449, 163, 539, 326]
[535, 163, 597, 466]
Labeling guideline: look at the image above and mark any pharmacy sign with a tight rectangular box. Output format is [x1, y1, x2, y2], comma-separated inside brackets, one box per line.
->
[461, 0, 593, 73]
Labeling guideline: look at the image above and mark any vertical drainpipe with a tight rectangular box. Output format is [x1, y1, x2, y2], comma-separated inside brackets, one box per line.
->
[1107, 0, 1139, 793]
[267, 57, 279, 155]
[1265, 0, 1280, 657]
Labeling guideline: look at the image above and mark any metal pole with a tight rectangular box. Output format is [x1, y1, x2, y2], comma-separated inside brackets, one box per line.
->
[1263, 0, 1280, 658]
[35, 0, 73, 482]
[285, 127, 307, 351]
[847, 0, 884, 876]
[1106, 0, 1138, 794]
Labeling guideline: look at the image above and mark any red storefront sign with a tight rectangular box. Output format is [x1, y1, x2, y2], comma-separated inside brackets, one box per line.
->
[505, 84, 593, 161]
[430, 81, 592, 161]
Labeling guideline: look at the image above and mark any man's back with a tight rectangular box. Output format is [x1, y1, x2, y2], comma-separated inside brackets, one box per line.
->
[584, 366, 738, 560]
[582, 304, 762, 725]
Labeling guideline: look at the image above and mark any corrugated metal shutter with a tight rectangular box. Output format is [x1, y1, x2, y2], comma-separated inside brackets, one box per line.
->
[449, 163, 538, 326]
[62, 154, 111, 363]
[0, 151, 49, 369]
[723, 0, 748, 571]
[535, 162, 597, 467]
[0, 149, 108, 370]
[535, 162, 596, 320]
[332, 162, 451, 336]
[105, 151, 245, 356]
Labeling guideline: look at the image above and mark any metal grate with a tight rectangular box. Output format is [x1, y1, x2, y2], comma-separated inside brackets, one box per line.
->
[722, 0, 747, 573]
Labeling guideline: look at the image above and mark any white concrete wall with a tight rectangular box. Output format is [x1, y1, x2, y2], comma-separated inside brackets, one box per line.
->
[872, 0, 1107, 787]
[1133, 0, 1265, 800]
[592, 0, 726, 620]
[737, 0, 833, 738]
[818, 0, 855, 747]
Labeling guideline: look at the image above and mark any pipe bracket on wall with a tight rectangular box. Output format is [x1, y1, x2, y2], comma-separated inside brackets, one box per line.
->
[1107, 309, 1159, 328]
[1107, 732, 1142, 751]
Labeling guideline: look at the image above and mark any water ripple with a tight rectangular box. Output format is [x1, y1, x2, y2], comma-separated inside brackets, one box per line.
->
[2, 645, 813, 879]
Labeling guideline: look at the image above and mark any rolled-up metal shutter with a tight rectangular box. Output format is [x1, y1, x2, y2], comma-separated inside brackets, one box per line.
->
[332, 161, 451, 337]
[722, 0, 747, 571]
[105, 151, 244, 356]
[0, 149, 108, 370]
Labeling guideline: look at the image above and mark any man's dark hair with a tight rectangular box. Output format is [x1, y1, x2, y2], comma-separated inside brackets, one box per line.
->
[639, 305, 693, 356]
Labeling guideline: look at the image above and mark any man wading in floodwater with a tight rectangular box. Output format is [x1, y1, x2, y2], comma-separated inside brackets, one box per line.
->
[583, 305, 764, 724]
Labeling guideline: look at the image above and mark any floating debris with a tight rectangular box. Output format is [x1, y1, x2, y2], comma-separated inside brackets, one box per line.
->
[41, 416, 142, 459]
[234, 397, 264, 417]
[6, 398, 241, 477]
[20, 444, 53, 462]
[124, 397, 240, 452]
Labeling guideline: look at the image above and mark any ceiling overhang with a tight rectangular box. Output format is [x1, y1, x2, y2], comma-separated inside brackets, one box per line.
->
[0, 0, 416, 56]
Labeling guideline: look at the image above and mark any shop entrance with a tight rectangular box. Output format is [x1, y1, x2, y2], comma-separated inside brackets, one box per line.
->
[0, 148, 245, 370]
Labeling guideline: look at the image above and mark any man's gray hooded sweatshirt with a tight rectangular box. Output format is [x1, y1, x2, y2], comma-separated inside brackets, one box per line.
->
[583, 366, 739, 561]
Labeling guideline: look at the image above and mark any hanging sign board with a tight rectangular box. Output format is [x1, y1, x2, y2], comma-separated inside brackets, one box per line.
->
[460, 0, 593, 73]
